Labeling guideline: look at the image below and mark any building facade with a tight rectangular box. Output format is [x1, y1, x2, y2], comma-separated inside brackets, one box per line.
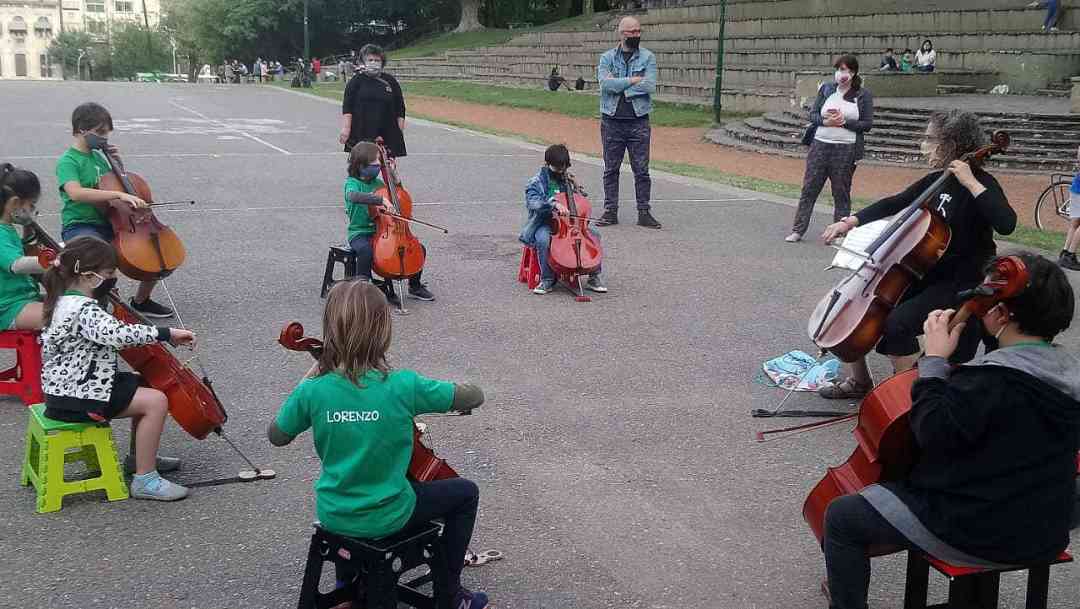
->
[0, 0, 161, 80]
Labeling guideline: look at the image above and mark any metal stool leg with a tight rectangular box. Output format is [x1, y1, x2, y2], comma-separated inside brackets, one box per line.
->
[321, 250, 338, 298]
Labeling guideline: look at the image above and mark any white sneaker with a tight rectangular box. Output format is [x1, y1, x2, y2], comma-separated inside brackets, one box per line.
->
[586, 276, 608, 293]
[785, 232, 803, 243]
[533, 280, 556, 295]
[130, 472, 189, 501]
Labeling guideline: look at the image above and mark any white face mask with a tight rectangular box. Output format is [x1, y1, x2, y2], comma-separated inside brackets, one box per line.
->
[835, 70, 852, 86]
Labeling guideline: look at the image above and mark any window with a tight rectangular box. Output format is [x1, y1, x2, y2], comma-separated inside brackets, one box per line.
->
[115, 1, 133, 12]
[86, 1, 106, 13]
[15, 53, 27, 77]
[9, 17, 28, 40]
[34, 17, 52, 37]
[86, 19, 107, 34]
[40, 54, 52, 78]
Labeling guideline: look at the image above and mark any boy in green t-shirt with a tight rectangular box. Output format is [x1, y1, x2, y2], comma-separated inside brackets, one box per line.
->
[344, 142, 434, 305]
[269, 280, 489, 609]
[55, 102, 173, 318]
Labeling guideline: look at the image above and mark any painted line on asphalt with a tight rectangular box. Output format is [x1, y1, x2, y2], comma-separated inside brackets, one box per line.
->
[29, 197, 756, 217]
[168, 99, 293, 155]
[3, 151, 537, 161]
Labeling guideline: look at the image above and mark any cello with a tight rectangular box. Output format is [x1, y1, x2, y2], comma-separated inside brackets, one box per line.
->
[25, 221, 273, 486]
[89, 137, 187, 281]
[547, 172, 603, 302]
[802, 256, 1029, 545]
[371, 138, 424, 315]
[807, 132, 1010, 362]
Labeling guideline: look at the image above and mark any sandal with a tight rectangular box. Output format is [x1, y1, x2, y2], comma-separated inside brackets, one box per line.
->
[464, 549, 504, 567]
[818, 378, 871, 400]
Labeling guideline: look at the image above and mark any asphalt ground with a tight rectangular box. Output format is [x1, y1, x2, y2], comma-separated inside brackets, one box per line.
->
[0, 81, 1077, 609]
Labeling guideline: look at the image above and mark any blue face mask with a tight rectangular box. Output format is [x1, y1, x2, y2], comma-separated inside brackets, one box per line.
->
[358, 163, 381, 181]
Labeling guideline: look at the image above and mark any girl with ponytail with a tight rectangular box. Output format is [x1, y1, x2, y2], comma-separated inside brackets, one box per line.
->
[0, 163, 46, 330]
[40, 236, 196, 501]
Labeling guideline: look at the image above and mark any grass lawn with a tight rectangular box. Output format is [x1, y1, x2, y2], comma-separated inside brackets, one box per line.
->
[302, 80, 732, 129]
[283, 81, 1066, 252]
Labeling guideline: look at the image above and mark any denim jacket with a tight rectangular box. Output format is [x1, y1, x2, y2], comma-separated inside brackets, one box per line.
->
[519, 167, 557, 245]
[598, 46, 657, 118]
[809, 81, 874, 160]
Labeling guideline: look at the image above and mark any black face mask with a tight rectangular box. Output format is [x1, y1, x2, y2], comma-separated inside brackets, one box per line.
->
[92, 277, 118, 299]
[83, 132, 108, 151]
[624, 36, 641, 50]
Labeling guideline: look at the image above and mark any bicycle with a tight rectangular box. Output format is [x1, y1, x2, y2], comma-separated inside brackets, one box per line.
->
[1034, 173, 1074, 232]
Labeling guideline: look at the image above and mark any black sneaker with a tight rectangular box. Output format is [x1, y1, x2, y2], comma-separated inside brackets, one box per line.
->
[595, 210, 619, 227]
[1061, 252, 1080, 271]
[130, 297, 174, 319]
[408, 284, 435, 301]
[637, 211, 662, 229]
[379, 284, 402, 307]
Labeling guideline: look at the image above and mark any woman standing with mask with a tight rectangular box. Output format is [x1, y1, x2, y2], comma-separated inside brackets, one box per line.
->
[787, 55, 874, 242]
[339, 44, 407, 159]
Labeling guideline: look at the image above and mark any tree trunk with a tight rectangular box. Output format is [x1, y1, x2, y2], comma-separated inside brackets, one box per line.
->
[454, 0, 484, 32]
[583, 0, 594, 16]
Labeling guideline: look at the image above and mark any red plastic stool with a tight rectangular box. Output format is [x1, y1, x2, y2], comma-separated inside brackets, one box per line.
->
[0, 330, 43, 406]
[517, 246, 541, 290]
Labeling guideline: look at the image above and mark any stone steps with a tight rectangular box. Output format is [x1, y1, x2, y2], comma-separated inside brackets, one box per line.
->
[643, 0, 1080, 24]
[761, 112, 1080, 153]
[719, 120, 1072, 171]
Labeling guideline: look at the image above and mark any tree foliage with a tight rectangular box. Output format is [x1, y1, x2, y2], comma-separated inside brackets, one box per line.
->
[48, 31, 95, 79]
[110, 24, 174, 78]
[161, 0, 618, 65]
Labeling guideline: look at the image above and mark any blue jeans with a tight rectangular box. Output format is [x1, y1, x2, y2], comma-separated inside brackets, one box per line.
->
[601, 116, 652, 213]
[61, 222, 114, 243]
[1044, 0, 1060, 28]
[533, 224, 602, 284]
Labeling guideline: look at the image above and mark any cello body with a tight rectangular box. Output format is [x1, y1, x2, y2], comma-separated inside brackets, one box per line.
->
[802, 370, 916, 545]
[548, 182, 602, 278]
[112, 299, 227, 439]
[97, 162, 186, 282]
[808, 211, 950, 362]
[807, 131, 1010, 363]
[371, 141, 425, 281]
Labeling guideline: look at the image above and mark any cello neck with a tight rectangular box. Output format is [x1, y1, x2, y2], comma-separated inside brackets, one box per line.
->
[97, 145, 140, 197]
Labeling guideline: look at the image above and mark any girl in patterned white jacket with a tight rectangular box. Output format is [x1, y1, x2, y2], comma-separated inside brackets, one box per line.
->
[40, 236, 195, 501]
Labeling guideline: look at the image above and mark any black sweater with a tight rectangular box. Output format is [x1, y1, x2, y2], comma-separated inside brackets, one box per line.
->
[855, 168, 1016, 285]
[884, 348, 1080, 564]
[342, 72, 407, 157]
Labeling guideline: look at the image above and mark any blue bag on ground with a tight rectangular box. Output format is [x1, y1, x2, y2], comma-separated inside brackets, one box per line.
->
[761, 350, 840, 391]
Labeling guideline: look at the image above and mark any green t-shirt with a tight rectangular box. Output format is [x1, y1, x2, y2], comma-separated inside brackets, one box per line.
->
[275, 368, 455, 539]
[55, 146, 111, 227]
[0, 224, 41, 329]
[344, 176, 384, 241]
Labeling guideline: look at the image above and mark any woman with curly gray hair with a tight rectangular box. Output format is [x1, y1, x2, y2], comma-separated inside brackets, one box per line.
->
[816, 110, 1018, 399]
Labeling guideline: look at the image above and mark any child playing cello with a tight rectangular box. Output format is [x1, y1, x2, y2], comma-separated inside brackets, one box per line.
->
[0, 163, 47, 330]
[344, 142, 435, 305]
[519, 144, 607, 295]
[40, 236, 194, 501]
[269, 280, 489, 609]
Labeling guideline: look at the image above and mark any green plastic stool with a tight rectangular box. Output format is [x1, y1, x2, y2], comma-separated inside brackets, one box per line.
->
[20, 404, 128, 513]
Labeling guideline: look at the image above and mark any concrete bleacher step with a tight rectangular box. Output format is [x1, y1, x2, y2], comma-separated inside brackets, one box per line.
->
[719, 120, 1072, 171]
[776, 111, 1080, 142]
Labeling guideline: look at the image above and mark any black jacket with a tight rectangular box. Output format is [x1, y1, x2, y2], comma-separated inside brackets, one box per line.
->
[342, 72, 407, 157]
[855, 168, 1016, 285]
[885, 346, 1080, 564]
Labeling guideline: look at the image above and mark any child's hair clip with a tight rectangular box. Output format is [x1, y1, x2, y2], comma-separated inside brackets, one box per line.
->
[51, 257, 61, 269]
[73, 259, 80, 274]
